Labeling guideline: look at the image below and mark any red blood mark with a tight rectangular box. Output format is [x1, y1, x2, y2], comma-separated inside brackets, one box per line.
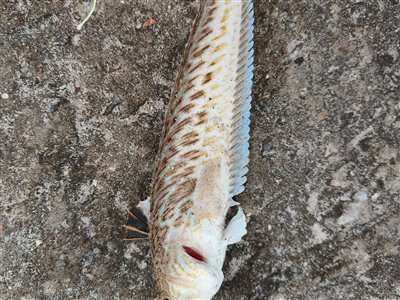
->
[143, 18, 157, 30]
[183, 246, 206, 263]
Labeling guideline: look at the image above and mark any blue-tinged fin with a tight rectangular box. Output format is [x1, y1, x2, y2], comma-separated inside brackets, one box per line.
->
[228, 0, 254, 198]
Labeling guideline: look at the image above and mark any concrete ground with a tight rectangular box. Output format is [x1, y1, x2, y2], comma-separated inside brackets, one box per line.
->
[1, 0, 399, 299]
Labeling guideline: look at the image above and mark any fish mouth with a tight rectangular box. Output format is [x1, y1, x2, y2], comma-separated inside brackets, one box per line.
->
[182, 245, 207, 263]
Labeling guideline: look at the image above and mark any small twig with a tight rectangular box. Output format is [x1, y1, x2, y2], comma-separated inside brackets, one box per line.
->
[77, 0, 97, 30]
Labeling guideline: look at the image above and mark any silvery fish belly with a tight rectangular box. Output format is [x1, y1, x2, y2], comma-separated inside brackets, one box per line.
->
[125, 1, 254, 299]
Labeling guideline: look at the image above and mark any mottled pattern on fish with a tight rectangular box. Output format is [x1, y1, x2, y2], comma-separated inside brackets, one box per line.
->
[149, 0, 254, 295]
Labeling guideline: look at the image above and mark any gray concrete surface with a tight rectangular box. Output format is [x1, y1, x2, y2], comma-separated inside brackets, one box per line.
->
[1, 0, 399, 299]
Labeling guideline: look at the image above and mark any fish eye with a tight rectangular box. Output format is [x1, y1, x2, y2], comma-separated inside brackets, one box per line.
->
[182, 245, 206, 263]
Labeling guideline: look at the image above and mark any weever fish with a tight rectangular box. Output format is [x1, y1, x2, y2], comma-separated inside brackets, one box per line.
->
[125, 0, 254, 299]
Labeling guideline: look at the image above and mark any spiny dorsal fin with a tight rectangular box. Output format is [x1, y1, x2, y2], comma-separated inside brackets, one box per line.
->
[124, 207, 149, 240]
[228, 0, 255, 198]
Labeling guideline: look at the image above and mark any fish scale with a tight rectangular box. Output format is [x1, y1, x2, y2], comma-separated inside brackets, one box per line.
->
[152, 0, 252, 221]
[126, 0, 254, 298]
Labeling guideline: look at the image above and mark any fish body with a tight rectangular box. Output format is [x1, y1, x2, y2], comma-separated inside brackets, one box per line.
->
[126, 1, 254, 298]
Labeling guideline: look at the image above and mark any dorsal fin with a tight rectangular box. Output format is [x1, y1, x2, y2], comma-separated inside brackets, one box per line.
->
[228, 0, 255, 197]
[125, 203, 150, 240]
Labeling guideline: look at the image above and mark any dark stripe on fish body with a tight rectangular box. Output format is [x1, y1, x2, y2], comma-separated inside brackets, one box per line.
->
[188, 60, 205, 74]
[190, 90, 205, 101]
[192, 44, 210, 58]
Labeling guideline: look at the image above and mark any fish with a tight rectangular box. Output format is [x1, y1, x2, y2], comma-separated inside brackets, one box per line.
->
[125, 0, 254, 299]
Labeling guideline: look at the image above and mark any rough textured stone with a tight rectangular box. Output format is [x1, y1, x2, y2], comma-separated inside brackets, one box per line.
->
[1, 1, 399, 299]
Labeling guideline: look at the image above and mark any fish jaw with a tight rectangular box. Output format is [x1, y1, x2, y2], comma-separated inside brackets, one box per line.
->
[158, 219, 228, 299]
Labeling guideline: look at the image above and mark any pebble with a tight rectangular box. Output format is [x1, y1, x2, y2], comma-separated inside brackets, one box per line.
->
[1, 93, 9, 99]
[353, 190, 368, 202]
[135, 19, 142, 30]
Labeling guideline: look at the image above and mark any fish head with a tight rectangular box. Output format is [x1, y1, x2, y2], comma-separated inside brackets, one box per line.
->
[159, 245, 224, 299]
[156, 225, 226, 299]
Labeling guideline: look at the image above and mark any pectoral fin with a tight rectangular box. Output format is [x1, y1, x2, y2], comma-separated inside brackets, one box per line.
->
[124, 198, 150, 240]
[223, 207, 247, 245]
